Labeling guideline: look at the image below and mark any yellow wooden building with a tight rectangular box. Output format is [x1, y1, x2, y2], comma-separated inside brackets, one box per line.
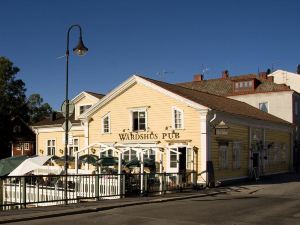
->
[33, 75, 293, 185]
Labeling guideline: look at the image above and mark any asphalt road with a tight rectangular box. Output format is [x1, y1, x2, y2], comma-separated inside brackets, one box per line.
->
[9, 179, 300, 225]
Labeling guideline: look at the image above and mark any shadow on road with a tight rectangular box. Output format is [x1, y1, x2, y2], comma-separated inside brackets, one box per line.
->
[191, 196, 259, 201]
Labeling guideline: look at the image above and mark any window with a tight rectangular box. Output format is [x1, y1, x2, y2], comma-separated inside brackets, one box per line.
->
[79, 105, 92, 114]
[234, 80, 253, 92]
[259, 102, 268, 113]
[232, 142, 241, 169]
[68, 138, 79, 156]
[219, 144, 228, 169]
[186, 148, 192, 170]
[122, 149, 137, 162]
[101, 149, 114, 158]
[16, 144, 22, 151]
[47, 139, 56, 155]
[143, 149, 156, 160]
[102, 114, 110, 134]
[132, 111, 146, 131]
[173, 107, 183, 129]
[24, 143, 30, 151]
[170, 150, 177, 168]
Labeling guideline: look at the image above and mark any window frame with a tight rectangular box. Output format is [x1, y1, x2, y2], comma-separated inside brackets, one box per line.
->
[46, 139, 56, 156]
[130, 108, 148, 132]
[101, 113, 111, 134]
[219, 144, 228, 169]
[79, 104, 92, 115]
[24, 143, 30, 151]
[259, 102, 269, 113]
[68, 138, 79, 156]
[232, 141, 241, 169]
[172, 106, 184, 130]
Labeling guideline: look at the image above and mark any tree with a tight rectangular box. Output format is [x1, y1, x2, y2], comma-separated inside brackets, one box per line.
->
[27, 94, 53, 124]
[0, 57, 28, 158]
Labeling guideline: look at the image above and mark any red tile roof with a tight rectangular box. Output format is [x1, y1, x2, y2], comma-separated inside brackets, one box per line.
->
[139, 76, 291, 126]
[177, 74, 291, 96]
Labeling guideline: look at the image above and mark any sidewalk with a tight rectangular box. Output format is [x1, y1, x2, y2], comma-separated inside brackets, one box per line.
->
[0, 187, 236, 224]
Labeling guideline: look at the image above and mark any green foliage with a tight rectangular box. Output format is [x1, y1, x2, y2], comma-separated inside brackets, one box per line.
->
[0, 57, 28, 158]
[0, 57, 53, 158]
[27, 93, 53, 124]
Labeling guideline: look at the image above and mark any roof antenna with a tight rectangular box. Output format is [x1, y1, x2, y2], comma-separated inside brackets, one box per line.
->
[200, 64, 209, 77]
[156, 69, 174, 81]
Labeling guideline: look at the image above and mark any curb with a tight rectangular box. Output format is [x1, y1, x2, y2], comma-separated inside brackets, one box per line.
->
[0, 191, 227, 224]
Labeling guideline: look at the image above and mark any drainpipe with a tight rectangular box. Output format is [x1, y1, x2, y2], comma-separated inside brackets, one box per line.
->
[199, 109, 209, 185]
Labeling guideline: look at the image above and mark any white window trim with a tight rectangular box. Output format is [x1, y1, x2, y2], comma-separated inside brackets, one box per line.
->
[258, 101, 269, 113]
[24, 143, 30, 151]
[78, 104, 92, 115]
[232, 141, 241, 169]
[219, 144, 228, 169]
[46, 139, 56, 156]
[129, 107, 148, 132]
[101, 112, 111, 134]
[68, 138, 79, 156]
[172, 106, 184, 130]
[122, 148, 139, 161]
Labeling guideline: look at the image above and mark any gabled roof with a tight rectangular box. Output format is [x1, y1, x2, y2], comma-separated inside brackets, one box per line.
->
[177, 74, 292, 96]
[85, 91, 105, 99]
[80, 75, 290, 126]
[32, 112, 80, 127]
[140, 76, 290, 125]
[72, 91, 104, 104]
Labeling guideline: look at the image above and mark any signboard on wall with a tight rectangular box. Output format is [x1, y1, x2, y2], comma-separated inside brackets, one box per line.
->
[118, 132, 180, 141]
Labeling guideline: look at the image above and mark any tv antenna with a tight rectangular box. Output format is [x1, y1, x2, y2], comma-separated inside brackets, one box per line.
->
[156, 69, 174, 81]
[200, 64, 209, 76]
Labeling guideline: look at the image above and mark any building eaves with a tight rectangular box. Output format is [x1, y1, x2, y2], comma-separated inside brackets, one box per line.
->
[139, 76, 291, 126]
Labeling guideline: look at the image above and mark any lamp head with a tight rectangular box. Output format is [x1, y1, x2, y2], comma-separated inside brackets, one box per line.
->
[73, 37, 88, 56]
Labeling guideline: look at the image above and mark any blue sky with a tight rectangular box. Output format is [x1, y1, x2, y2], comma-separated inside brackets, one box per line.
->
[1, 0, 300, 110]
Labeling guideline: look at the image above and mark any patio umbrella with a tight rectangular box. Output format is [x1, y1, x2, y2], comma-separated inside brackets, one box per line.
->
[125, 157, 155, 168]
[53, 155, 75, 163]
[97, 156, 119, 167]
[79, 154, 99, 165]
[0, 155, 29, 177]
[8, 155, 52, 176]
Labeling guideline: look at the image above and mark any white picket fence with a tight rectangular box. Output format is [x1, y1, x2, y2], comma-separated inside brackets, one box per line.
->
[2, 175, 123, 207]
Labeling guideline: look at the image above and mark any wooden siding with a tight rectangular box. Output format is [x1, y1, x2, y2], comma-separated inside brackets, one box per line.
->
[88, 82, 202, 172]
[211, 123, 249, 181]
[264, 129, 291, 174]
[37, 129, 84, 157]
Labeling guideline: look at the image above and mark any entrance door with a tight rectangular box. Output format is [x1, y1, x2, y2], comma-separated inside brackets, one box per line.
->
[252, 152, 259, 169]
[251, 152, 260, 179]
[178, 147, 186, 173]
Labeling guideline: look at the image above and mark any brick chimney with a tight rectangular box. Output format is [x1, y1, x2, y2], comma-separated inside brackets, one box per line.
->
[193, 74, 204, 81]
[50, 112, 57, 121]
[259, 72, 267, 79]
[297, 64, 300, 74]
[222, 70, 229, 79]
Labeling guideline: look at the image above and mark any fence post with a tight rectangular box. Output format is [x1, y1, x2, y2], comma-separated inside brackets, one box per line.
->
[122, 174, 125, 198]
[0, 179, 3, 210]
[22, 177, 26, 208]
[95, 174, 99, 201]
[163, 173, 167, 194]
[36, 180, 39, 207]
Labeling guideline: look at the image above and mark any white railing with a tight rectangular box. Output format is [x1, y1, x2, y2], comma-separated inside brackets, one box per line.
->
[1, 174, 123, 208]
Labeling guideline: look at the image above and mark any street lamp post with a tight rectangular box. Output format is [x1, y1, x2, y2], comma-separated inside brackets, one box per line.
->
[64, 24, 88, 204]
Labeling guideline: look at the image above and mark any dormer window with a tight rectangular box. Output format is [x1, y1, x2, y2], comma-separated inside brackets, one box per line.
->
[80, 105, 92, 114]
[234, 80, 253, 92]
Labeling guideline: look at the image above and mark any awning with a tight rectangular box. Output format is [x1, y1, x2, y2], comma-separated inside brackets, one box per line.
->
[8, 156, 52, 176]
[0, 155, 29, 177]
